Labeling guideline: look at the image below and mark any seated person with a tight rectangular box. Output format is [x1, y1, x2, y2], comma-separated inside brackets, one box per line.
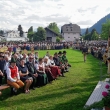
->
[62, 51, 71, 72]
[0, 91, 1, 95]
[26, 56, 38, 89]
[0, 55, 6, 85]
[43, 57, 54, 82]
[0, 70, 3, 86]
[12, 53, 20, 67]
[34, 58, 48, 86]
[53, 52, 65, 77]
[45, 51, 50, 58]
[49, 55, 61, 78]
[35, 52, 39, 61]
[6, 57, 24, 94]
[18, 58, 33, 93]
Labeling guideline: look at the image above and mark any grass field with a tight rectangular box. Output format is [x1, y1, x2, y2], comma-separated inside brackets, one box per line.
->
[0, 49, 108, 110]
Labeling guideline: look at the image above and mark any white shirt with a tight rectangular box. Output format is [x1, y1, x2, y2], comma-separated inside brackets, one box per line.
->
[49, 59, 55, 66]
[34, 63, 39, 70]
[6, 66, 20, 82]
[4, 62, 9, 72]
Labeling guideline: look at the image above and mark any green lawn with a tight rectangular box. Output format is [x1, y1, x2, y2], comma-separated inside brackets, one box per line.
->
[0, 49, 108, 110]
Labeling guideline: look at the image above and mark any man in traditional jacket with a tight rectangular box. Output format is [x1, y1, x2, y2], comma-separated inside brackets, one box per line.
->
[58, 51, 65, 76]
[82, 46, 88, 62]
[26, 56, 38, 89]
[62, 51, 70, 72]
[6, 57, 24, 94]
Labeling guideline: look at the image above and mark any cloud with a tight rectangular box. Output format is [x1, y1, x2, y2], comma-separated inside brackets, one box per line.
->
[0, 0, 110, 31]
[77, 20, 94, 25]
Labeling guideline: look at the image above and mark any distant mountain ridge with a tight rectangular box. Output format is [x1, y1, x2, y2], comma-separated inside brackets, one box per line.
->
[81, 13, 110, 35]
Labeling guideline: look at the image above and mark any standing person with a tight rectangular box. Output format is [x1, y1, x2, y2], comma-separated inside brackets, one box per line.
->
[82, 46, 88, 62]
[6, 57, 24, 94]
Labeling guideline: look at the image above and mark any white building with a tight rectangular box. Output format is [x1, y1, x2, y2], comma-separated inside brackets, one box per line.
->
[0, 30, 28, 42]
[61, 23, 81, 42]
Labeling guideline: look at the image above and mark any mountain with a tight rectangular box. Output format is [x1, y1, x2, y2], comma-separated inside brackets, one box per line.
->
[81, 13, 110, 35]
[81, 28, 86, 35]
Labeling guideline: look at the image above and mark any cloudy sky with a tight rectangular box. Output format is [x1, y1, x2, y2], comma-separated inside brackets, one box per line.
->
[0, 0, 110, 31]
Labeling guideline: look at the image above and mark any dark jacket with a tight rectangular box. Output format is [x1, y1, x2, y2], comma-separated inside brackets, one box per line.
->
[82, 47, 88, 53]
[26, 62, 37, 75]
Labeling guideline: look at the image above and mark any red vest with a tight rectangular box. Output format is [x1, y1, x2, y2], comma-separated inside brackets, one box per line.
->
[9, 66, 18, 78]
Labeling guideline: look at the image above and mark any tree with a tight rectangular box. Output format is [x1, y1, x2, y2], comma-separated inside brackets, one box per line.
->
[28, 26, 34, 41]
[33, 27, 46, 41]
[101, 19, 110, 40]
[85, 28, 89, 35]
[18, 25, 23, 37]
[91, 28, 97, 36]
[91, 31, 99, 40]
[0, 30, 4, 35]
[56, 36, 61, 42]
[84, 33, 91, 40]
[47, 22, 60, 34]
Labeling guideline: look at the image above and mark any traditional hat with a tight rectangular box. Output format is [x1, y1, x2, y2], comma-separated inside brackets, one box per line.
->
[54, 52, 58, 55]
[63, 51, 66, 54]
[10, 57, 16, 63]
[58, 51, 62, 54]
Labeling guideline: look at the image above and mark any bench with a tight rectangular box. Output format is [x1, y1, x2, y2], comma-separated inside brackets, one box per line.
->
[0, 84, 10, 91]
[84, 78, 110, 110]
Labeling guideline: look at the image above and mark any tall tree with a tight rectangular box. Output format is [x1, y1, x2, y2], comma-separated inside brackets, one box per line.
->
[91, 28, 96, 36]
[28, 26, 34, 41]
[101, 19, 110, 40]
[33, 27, 46, 41]
[84, 33, 91, 40]
[18, 25, 23, 37]
[85, 28, 89, 35]
[0, 30, 4, 35]
[91, 31, 99, 40]
[47, 22, 60, 34]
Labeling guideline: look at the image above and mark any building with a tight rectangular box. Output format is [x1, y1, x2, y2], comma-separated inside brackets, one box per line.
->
[45, 27, 61, 42]
[0, 30, 28, 42]
[61, 23, 81, 42]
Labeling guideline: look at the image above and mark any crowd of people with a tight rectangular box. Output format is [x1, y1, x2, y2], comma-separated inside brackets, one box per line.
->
[0, 49, 71, 95]
[73, 40, 108, 64]
[0, 41, 72, 52]
[1, 40, 108, 96]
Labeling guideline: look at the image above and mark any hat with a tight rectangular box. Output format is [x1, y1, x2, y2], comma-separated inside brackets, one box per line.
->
[63, 51, 66, 54]
[58, 51, 62, 54]
[10, 57, 16, 63]
[54, 52, 58, 55]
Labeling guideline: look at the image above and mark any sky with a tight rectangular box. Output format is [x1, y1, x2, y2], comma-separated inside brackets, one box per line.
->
[0, 0, 110, 31]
